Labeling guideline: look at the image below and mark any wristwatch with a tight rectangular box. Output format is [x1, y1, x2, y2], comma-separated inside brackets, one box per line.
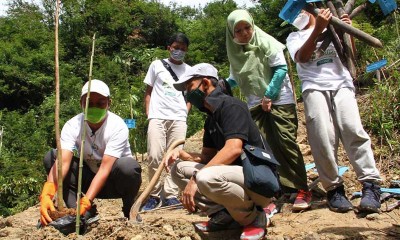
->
[192, 170, 198, 181]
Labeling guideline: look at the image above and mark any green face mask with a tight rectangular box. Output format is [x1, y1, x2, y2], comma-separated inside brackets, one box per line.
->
[86, 107, 107, 124]
[186, 81, 205, 110]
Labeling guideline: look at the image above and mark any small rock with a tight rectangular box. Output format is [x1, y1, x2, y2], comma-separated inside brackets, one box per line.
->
[180, 237, 191, 240]
[304, 232, 320, 240]
[0, 230, 9, 237]
[163, 224, 177, 237]
[130, 235, 143, 240]
[366, 213, 380, 220]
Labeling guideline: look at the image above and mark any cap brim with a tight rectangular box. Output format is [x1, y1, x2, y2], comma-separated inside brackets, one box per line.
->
[173, 75, 193, 91]
[81, 91, 109, 97]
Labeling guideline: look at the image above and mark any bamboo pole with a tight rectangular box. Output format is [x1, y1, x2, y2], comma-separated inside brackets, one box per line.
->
[54, 0, 64, 212]
[76, 33, 96, 235]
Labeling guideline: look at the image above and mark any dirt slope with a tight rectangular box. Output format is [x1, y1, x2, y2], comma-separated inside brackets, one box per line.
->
[1, 102, 399, 240]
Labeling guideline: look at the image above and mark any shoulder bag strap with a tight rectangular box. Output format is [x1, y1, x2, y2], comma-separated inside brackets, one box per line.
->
[160, 59, 185, 100]
[161, 59, 179, 82]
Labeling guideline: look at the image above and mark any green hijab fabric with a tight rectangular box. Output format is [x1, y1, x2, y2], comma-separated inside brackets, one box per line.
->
[226, 9, 285, 97]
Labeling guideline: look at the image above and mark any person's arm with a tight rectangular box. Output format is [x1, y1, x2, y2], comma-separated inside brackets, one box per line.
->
[264, 65, 288, 100]
[165, 146, 217, 171]
[186, 102, 192, 113]
[202, 138, 242, 167]
[165, 138, 241, 169]
[295, 9, 332, 63]
[144, 85, 152, 117]
[84, 154, 117, 201]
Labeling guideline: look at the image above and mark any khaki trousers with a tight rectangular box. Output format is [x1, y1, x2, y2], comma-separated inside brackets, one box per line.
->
[171, 161, 271, 226]
[147, 119, 187, 199]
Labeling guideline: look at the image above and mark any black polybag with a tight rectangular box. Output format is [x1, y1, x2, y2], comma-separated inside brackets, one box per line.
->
[47, 215, 86, 235]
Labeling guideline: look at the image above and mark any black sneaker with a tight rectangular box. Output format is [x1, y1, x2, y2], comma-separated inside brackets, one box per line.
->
[359, 182, 381, 213]
[194, 209, 241, 232]
[327, 185, 353, 213]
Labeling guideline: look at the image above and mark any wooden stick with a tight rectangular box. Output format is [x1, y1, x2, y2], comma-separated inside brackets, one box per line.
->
[334, 0, 357, 78]
[316, 1, 346, 65]
[305, 4, 383, 48]
[349, 2, 369, 19]
[306, 2, 346, 63]
[54, 0, 64, 212]
[344, 0, 356, 14]
[129, 139, 185, 222]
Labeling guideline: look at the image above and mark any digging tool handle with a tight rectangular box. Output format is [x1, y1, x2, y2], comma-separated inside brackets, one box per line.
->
[305, 4, 383, 48]
[129, 139, 185, 221]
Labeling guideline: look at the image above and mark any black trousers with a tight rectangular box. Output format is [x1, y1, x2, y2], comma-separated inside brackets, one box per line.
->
[44, 149, 142, 218]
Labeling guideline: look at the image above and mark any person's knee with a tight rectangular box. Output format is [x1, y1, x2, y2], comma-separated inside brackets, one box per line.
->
[170, 162, 182, 184]
[195, 170, 217, 196]
[114, 157, 142, 179]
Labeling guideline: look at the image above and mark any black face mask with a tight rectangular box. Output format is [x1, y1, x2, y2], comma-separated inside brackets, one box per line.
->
[186, 81, 206, 110]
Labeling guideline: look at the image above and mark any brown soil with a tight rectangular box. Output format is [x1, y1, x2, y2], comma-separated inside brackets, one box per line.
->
[0, 102, 399, 240]
[48, 208, 77, 221]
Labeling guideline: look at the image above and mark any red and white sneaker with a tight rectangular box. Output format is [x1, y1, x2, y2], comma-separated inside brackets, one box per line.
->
[263, 203, 278, 227]
[240, 208, 266, 240]
[292, 190, 312, 211]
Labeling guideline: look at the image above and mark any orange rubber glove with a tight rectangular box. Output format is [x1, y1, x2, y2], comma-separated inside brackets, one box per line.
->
[79, 196, 92, 216]
[39, 182, 56, 226]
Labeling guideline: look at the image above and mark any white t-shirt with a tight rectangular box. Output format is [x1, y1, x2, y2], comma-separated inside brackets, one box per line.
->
[229, 51, 295, 108]
[286, 28, 354, 92]
[61, 111, 132, 173]
[144, 59, 191, 121]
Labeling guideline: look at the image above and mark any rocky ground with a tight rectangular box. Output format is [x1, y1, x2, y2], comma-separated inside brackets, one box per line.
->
[1, 102, 399, 240]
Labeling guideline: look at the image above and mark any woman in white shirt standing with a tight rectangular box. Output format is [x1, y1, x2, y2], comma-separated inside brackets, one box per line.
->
[286, 8, 381, 213]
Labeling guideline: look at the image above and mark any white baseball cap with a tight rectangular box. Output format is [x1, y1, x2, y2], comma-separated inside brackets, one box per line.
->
[173, 63, 219, 91]
[81, 79, 110, 97]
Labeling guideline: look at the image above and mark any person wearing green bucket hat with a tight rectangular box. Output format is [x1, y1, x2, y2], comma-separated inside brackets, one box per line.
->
[39, 79, 142, 227]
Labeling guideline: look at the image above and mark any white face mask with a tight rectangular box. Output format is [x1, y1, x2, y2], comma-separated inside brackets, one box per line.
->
[292, 13, 310, 30]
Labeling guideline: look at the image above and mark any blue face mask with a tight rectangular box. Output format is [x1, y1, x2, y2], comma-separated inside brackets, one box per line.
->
[170, 49, 186, 61]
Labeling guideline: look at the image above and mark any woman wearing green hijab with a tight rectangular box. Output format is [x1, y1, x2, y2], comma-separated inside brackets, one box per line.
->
[226, 9, 311, 211]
